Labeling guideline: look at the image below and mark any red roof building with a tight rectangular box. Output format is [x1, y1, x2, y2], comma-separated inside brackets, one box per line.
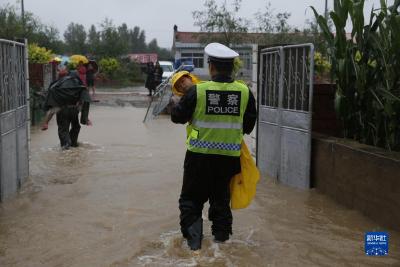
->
[172, 25, 257, 78]
[127, 53, 158, 64]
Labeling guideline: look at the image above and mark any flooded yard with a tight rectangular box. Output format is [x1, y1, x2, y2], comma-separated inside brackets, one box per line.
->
[0, 96, 399, 266]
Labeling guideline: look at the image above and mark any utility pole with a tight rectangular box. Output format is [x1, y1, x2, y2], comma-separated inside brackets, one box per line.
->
[324, 0, 328, 21]
[21, 0, 25, 36]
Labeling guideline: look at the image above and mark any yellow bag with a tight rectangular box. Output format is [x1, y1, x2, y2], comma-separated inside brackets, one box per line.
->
[230, 141, 260, 209]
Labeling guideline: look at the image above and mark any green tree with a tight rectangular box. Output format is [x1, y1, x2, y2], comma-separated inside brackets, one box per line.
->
[147, 38, 158, 52]
[117, 23, 130, 55]
[0, 4, 64, 52]
[0, 5, 23, 38]
[129, 26, 140, 52]
[32, 25, 64, 52]
[97, 18, 126, 57]
[253, 2, 275, 33]
[64, 22, 87, 54]
[87, 24, 100, 56]
[192, 0, 249, 46]
[253, 1, 293, 45]
[0, 4, 172, 63]
[275, 12, 291, 33]
[146, 38, 173, 60]
[157, 48, 173, 61]
[137, 30, 147, 52]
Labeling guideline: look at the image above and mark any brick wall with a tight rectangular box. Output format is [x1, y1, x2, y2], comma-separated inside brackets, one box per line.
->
[312, 83, 342, 137]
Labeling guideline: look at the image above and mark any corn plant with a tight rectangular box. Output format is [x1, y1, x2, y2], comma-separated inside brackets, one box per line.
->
[311, 0, 400, 151]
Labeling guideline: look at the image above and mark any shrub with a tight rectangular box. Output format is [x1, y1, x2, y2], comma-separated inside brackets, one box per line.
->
[28, 43, 53, 64]
[99, 57, 120, 79]
[314, 52, 331, 78]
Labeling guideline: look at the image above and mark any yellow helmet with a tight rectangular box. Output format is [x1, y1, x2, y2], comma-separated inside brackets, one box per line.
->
[171, 71, 200, 96]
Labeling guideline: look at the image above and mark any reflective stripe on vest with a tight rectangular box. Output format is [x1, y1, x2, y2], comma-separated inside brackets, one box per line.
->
[186, 80, 249, 157]
[189, 139, 241, 151]
[191, 119, 243, 130]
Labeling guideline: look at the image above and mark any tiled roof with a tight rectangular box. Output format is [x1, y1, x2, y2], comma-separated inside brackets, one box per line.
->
[175, 32, 207, 43]
[175, 31, 265, 44]
[175, 31, 353, 44]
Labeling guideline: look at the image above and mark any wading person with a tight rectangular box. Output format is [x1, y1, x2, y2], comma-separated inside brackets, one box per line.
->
[56, 104, 81, 149]
[145, 62, 155, 96]
[56, 73, 91, 149]
[43, 73, 92, 149]
[154, 61, 164, 88]
[170, 43, 257, 250]
[86, 63, 96, 97]
[77, 61, 87, 86]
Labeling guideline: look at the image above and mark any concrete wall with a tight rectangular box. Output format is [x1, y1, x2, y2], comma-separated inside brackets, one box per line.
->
[311, 135, 400, 231]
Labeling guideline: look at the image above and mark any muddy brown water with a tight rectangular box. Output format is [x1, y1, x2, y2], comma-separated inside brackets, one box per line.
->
[0, 98, 399, 266]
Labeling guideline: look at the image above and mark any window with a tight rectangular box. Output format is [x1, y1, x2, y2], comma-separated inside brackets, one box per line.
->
[238, 51, 252, 70]
[181, 52, 204, 68]
[161, 64, 174, 72]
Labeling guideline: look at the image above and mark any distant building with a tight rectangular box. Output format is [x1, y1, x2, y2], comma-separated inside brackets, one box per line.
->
[172, 25, 264, 79]
[128, 53, 158, 64]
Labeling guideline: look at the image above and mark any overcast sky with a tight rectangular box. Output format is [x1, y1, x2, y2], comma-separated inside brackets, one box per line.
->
[1, 0, 387, 48]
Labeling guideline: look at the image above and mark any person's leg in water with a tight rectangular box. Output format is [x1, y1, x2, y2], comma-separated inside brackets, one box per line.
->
[208, 174, 233, 243]
[56, 108, 72, 149]
[41, 107, 61, 130]
[179, 153, 211, 250]
[87, 79, 96, 98]
[92, 82, 96, 96]
[69, 107, 81, 147]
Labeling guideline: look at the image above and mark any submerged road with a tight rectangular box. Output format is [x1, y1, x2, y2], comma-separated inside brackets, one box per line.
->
[0, 90, 399, 266]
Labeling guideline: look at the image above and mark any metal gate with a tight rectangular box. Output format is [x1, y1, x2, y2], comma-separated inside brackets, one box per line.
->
[257, 44, 314, 189]
[143, 65, 184, 123]
[0, 39, 30, 201]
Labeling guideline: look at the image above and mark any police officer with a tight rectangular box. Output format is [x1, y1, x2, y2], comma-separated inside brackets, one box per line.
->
[171, 43, 257, 250]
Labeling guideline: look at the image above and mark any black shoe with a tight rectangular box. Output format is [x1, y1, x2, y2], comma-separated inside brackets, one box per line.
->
[213, 232, 229, 243]
[186, 218, 203, 250]
[71, 142, 79, 147]
[61, 144, 71, 150]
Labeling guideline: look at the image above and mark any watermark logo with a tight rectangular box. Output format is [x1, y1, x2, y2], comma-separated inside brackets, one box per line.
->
[365, 232, 389, 256]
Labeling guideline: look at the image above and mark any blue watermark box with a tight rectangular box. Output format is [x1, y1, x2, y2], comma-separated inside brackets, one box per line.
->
[365, 232, 389, 256]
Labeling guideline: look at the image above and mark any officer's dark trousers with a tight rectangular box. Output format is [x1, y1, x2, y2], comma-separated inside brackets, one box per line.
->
[56, 106, 81, 148]
[179, 151, 240, 239]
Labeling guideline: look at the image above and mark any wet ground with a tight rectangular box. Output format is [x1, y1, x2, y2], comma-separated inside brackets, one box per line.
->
[0, 87, 399, 267]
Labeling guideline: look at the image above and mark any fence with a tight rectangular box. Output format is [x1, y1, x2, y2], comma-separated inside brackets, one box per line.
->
[0, 38, 30, 201]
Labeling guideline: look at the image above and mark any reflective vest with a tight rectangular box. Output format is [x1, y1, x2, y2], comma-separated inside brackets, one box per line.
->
[186, 80, 249, 157]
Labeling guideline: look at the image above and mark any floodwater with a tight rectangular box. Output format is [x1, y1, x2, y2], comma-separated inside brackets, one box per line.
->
[0, 94, 399, 267]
